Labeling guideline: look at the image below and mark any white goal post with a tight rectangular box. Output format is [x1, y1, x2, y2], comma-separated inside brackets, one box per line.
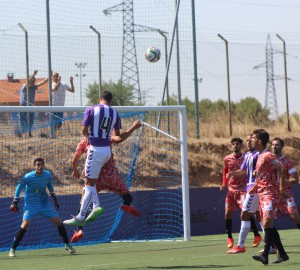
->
[0, 105, 190, 242]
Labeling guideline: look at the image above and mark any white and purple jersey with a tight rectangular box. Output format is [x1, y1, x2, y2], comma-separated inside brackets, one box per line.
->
[241, 150, 259, 192]
[82, 104, 121, 147]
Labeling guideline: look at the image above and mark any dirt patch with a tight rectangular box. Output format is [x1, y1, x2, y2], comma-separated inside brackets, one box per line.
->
[187, 136, 300, 188]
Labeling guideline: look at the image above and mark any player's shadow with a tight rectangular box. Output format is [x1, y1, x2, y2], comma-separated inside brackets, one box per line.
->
[0, 253, 82, 260]
[143, 266, 237, 269]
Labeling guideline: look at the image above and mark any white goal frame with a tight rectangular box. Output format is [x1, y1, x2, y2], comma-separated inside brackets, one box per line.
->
[0, 105, 190, 241]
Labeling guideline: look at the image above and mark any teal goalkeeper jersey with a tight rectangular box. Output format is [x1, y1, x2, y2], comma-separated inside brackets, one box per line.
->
[14, 170, 55, 207]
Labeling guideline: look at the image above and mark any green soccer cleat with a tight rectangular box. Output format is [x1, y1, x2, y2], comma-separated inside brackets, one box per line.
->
[85, 207, 104, 223]
[63, 217, 85, 227]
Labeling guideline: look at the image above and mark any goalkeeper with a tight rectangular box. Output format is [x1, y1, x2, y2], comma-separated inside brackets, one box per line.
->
[68, 120, 142, 243]
[8, 157, 75, 257]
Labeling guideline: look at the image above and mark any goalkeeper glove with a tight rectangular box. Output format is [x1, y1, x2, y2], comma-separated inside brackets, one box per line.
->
[10, 198, 19, 213]
[51, 193, 60, 210]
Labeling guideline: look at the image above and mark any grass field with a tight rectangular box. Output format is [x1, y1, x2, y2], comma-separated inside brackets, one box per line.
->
[1, 229, 300, 270]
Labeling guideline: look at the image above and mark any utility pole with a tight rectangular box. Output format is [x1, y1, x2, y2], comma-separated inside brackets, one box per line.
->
[134, 24, 169, 104]
[276, 34, 291, 132]
[191, 0, 200, 139]
[45, 0, 54, 138]
[17, 23, 30, 107]
[75, 63, 87, 106]
[218, 34, 232, 136]
[103, 0, 141, 103]
[90, 25, 102, 96]
[175, 0, 182, 104]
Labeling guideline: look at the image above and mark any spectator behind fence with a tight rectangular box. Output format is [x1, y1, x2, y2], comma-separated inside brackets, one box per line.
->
[51, 72, 74, 130]
[17, 70, 48, 138]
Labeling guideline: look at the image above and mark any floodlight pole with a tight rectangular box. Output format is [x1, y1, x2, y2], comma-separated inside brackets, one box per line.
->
[276, 34, 291, 132]
[175, 0, 182, 104]
[133, 24, 169, 104]
[218, 34, 232, 136]
[191, 0, 200, 139]
[90, 25, 102, 96]
[75, 63, 87, 106]
[133, 23, 170, 134]
[18, 23, 30, 136]
[46, 0, 54, 138]
[156, 0, 181, 134]
[156, 29, 169, 105]
[18, 23, 30, 107]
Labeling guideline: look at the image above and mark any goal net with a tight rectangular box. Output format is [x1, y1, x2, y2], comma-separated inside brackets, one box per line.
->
[0, 106, 189, 252]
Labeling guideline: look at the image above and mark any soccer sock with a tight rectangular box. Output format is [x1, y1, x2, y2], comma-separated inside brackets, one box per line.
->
[12, 227, 26, 249]
[238, 221, 251, 247]
[92, 185, 100, 209]
[259, 222, 265, 234]
[272, 227, 286, 255]
[122, 193, 133, 206]
[76, 185, 93, 220]
[57, 225, 69, 244]
[225, 219, 233, 238]
[262, 228, 273, 257]
[76, 205, 88, 230]
[297, 224, 300, 229]
[76, 205, 84, 230]
[250, 216, 260, 236]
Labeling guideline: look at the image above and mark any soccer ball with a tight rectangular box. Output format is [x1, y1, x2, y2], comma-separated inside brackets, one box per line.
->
[145, 47, 161, 63]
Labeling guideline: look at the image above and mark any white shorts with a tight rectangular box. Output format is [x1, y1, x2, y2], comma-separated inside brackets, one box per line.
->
[242, 193, 259, 213]
[85, 145, 111, 179]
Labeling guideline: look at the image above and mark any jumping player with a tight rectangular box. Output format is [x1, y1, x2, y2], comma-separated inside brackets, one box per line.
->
[69, 120, 142, 242]
[64, 91, 122, 226]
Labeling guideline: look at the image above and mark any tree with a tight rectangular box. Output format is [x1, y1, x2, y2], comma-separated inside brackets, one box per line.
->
[85, 80, 138, 106]
[235, 97, 269, 123]
[161, 94, 194, 118]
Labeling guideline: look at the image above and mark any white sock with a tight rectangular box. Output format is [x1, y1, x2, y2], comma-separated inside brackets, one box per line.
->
[259, 222, 265, 234]
[76, 185, 93, 221]
[238, 221, 251, 248]
[92, 185, 100, 209]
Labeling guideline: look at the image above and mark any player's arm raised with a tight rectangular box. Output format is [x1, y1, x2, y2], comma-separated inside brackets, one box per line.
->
[111, 120, 142, 144]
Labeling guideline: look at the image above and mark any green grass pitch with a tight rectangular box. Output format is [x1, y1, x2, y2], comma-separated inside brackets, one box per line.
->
[1, 229, 300, 270]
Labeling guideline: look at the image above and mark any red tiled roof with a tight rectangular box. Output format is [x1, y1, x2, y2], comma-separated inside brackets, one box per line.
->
[0, 78, 49, 105]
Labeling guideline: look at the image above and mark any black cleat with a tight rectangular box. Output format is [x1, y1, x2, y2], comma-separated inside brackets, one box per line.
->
[272, 253, 289, 264]
[252, 254, 269, 265]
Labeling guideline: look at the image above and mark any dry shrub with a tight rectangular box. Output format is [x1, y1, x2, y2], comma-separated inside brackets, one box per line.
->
[186, 113, 300, 188]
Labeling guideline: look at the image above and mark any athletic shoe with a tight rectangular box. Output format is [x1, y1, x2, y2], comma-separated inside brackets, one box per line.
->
[227, 245, 246, 254]
[70, 230, 84, 243]
[65, 244, 76, 254]
[227, 238, 234, 248]
[63, 217, 85, 227]
[252, 235, 262, 247]
[272, 253, 289, 264]
[8, 248, 16, 257]
[259, 246, 277, 254]
[252, 254, 268, 265]
[120, 205, 140, 217]
[85, 207, 104, 223]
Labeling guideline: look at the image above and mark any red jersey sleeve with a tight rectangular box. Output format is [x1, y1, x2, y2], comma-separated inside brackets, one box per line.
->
[222, 159, 228, 186]
[75, 138, 89, 156]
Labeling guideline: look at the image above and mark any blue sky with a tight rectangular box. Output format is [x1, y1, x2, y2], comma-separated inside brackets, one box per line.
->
[0, 0, 300, 114]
